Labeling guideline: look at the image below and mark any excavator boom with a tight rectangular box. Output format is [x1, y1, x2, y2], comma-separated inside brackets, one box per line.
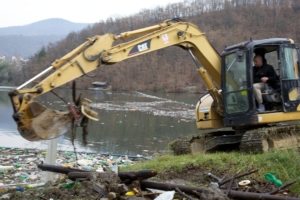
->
[9, 19, 223, 141]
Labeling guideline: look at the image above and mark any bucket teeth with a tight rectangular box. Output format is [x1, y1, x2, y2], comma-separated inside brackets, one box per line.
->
[81, 98, 99, 121]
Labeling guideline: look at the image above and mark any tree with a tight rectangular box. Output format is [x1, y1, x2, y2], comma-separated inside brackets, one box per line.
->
[0, 61, 13, 84]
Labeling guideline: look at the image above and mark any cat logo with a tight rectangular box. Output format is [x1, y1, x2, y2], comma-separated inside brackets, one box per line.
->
[137, 43, 149, 52]
[129, 40, 151, 55]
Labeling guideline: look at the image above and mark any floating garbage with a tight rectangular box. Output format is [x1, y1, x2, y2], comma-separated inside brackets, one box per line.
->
[0, 146, 143, 194]
[0, 166, 13, 173]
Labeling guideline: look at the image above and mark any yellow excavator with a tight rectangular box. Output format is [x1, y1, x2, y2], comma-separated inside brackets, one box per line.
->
[8, 19, 300, 153]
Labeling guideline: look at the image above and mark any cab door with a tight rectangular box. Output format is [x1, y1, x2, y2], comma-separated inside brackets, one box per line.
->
[280, 45, 300, 112]
[222, 50, 256, 126]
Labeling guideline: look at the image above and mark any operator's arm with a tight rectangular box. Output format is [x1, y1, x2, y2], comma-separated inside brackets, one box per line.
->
[265, 65, 278, 84]
[253, 67, 261, 83]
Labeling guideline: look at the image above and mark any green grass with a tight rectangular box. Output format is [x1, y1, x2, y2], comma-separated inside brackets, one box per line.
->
[122, 150, 300, 194]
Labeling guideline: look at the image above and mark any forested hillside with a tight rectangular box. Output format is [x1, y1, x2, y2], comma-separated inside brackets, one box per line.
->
[18, 0, 300, 92]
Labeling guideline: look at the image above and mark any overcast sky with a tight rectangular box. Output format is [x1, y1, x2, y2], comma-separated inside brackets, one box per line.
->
[0, 0, 182, 27]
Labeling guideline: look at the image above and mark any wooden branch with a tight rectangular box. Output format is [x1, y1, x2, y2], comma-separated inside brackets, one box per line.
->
[140, 180, 300, 200]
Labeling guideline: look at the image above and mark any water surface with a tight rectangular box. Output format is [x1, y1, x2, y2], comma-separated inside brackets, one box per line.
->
[0, 89, 202, 156]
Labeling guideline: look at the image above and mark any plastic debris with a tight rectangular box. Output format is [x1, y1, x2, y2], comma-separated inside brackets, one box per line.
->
[77, 159, 93, 167]
[18, 173, 29, 181]
[28, 174, 38, 181]
[0, 166, 13, 173]
[265, 173, 283, 187]
[0, 147, 140, 190]
[238, 180, 251, 187]
[154, 191, 175, 200]
[15, 186, 24, 192]
[125, 191, 135, 196]
[62, 182, 75, 189]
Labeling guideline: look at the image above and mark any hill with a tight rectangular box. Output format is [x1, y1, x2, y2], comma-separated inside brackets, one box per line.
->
[0, 18, 88, 36]
[15, 0, 300, 92]
[0, 18, 89, 57]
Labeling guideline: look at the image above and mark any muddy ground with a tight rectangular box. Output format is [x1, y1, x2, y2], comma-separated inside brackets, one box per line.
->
[4, 170, 230, 200]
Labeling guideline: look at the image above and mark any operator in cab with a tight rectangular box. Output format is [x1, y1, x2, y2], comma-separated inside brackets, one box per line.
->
[253, 54, 278, 112]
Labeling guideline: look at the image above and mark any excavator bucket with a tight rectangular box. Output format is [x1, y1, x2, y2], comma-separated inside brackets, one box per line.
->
[16, 99, 99, 141]
[17, 102, 72, 141]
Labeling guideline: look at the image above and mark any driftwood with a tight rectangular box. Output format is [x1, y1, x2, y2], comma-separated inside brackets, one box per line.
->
[118, 169, 157, 184]
[175, 187, 197, 200]
[37, 163, 157, 183]
[269, 180, 297, 195]
[38, 163, 85, 174]
[140, 180, 300, 200]
[219, 169, 258, 186]
[67, 171, 94, 181]
[38, 164, 300, 200]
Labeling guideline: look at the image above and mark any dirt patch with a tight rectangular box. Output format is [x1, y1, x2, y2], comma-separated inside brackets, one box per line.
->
[156, 164, 298, 198]
[157, 164, 220, 186]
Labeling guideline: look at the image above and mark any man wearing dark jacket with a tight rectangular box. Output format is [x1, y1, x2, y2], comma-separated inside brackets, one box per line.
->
[253, 54, 278, 112]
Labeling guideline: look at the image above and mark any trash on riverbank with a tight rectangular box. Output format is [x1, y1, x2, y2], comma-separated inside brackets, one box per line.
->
[2, 162, 300, 200]
[0, 147, 146, 194]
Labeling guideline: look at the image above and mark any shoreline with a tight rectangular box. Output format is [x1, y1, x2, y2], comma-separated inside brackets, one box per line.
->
[0, 146, 146, 191]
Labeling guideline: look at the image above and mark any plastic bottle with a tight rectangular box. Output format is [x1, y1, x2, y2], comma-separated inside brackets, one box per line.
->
[15, 186, 25, 192]
[264, 173, 283, 187]
[19, 173, 29, 181]
[0, 166, 13, 172]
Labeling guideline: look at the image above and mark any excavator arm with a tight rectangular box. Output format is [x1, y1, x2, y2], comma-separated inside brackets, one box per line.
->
[9, 19, 223, 141]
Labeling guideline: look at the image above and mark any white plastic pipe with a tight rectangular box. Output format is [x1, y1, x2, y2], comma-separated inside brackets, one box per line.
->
[43, 138, 58, 183]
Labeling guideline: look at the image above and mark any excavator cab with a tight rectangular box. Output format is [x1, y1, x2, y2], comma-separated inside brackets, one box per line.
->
[191, 38, 300, 153]
[222, 38, 300, 127]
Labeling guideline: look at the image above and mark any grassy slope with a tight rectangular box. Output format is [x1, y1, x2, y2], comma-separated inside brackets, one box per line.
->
[123, 150, 300, 194]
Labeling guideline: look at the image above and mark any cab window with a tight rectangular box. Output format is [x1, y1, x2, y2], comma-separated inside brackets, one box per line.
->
[282, 47, 299, 79]
[224, 51, 249, 114]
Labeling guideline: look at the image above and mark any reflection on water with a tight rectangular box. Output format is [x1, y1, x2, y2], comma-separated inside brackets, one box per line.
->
[0, 89, 202, 155]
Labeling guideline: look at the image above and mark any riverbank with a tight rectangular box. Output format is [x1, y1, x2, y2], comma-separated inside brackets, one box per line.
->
[123, 150, 300, 196]
[0, 148, 299, 199]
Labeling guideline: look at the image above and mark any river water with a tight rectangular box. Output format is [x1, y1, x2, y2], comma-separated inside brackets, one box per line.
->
[0, 89, 202, 156]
